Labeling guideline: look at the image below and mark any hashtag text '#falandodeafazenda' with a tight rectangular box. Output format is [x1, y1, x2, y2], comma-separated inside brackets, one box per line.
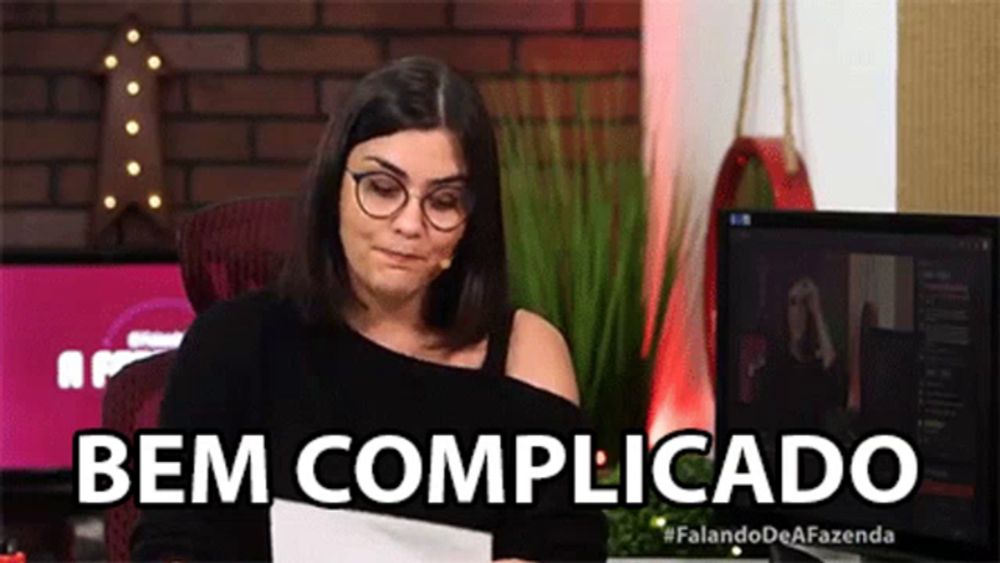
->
[664, 524, 896, 546]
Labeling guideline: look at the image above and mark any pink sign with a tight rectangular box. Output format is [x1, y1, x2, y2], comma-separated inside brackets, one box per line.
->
[0, 263, 194, 470]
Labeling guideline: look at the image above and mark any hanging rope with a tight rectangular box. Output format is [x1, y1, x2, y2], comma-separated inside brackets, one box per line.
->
[734, 0, 799, 174]
[734, 0, 760, 139]
[778, 0, 797, 174]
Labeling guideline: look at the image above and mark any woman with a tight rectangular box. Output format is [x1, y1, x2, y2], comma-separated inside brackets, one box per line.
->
[763, 276, 843, 431]
[132, 56, 607, 561]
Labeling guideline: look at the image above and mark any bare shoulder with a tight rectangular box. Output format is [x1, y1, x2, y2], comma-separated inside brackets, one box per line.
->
[505, 309, 581, 406]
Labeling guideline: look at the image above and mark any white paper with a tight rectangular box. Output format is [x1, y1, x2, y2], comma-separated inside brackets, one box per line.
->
[270, 498, 492, 563]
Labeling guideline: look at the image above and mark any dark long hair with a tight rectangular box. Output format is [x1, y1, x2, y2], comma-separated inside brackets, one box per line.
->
[278, 56, 509, 350]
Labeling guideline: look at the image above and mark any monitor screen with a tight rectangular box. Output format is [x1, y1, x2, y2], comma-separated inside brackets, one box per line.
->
[717, 211, 999, 559]
[0, 256, 194, 472]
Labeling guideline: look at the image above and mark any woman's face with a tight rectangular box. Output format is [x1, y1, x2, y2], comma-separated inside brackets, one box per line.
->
[339, 128, 469, 306]
[787, 282, 809, 342]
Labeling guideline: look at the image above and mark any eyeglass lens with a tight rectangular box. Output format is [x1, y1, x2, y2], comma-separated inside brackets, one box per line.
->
[356, 172, 470, 230]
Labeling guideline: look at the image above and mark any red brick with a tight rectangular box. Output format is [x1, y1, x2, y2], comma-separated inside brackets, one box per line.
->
[497, 123, 640, 162]
[161, 77, 185, 113]
[258, 35, 381, 72]
[322, 1, 447, 29]
[165, 165, 186, 203]
[1, 165, 50, 204]
[255, 121, 325, 161]
[151, 33, 250, 71]
[478, 79, 574, 119]
[54, 1, 184, 27]
[454, 1, 575, 30]
[2, 119, 100, 160]
[188, 76, 315, 116]
[320, 78, 356, 116]
[565, 123, 641, 161]
[584, 77, 640, 119]
[191, 166, 305, 203]
[55, 76, 103, 114]
[389, 37, 511, 73]
[520, 37, 639, 74]
[190, 1, 315, 28]
[2, 3, 48, 27]
[57, 165, 95, 205]
[2, 76, 48, 112]
[591, 123, 641, 159]
[583, 0, 641, 30]
[2, 210, 89, 248]
[478, 77, 639, 120]
[2, 31, 108, 71]
[164, 121, 251, 161]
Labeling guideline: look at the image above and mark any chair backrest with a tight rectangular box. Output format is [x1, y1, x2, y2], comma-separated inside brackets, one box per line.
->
[101, 351, 176, 562]
[102, 195, 295, 562]
[859, 326, 918, 436]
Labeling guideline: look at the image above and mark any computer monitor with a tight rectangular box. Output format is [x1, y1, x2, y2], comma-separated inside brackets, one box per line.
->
[0, 252, 194, 477]
[716, 210, 999, 560]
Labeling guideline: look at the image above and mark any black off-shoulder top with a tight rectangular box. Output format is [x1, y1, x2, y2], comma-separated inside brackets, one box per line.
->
[132, 291, 608, 562]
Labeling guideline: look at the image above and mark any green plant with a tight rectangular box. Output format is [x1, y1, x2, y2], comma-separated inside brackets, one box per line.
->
[734, 156, 776, 208]
[497, 78, 716, 558]
[498, 79, 677, 456]
[601, 454, 722, 557]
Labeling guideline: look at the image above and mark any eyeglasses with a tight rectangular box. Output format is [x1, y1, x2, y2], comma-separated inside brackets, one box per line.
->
[348, 169, 474, 232]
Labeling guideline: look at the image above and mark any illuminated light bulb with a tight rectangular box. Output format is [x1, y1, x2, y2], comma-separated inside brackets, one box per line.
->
[103, 195, 117, 210]
[651, 516, 666, 529]
[126, 29, 141, 44]
[126, 81, 141, 96]
[126, 161, 142, 176]
[147, 55, 162, 70]
[148, 194, 162, 209]
[731, 545, 743, 557]
[595, 449, 608, 467]
[125, 120, 140, 136]
[104, 54, 118, 69]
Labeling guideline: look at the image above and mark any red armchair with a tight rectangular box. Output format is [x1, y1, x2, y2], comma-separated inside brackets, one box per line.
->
[101, 195, 294, 561]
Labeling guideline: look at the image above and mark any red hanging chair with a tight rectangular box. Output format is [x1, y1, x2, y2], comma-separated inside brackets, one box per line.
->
[703, 0, 817, 386]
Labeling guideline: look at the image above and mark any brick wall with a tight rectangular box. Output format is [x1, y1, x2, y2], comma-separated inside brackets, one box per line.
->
[1, 0, 641, 249]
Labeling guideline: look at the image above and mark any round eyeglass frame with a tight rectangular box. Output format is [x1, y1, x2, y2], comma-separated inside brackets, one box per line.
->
[347, 169, 474, 232]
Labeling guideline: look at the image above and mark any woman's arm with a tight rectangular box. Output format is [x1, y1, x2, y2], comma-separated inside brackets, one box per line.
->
[493, 310, 608, 562]
[506, 310, 580, 406]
